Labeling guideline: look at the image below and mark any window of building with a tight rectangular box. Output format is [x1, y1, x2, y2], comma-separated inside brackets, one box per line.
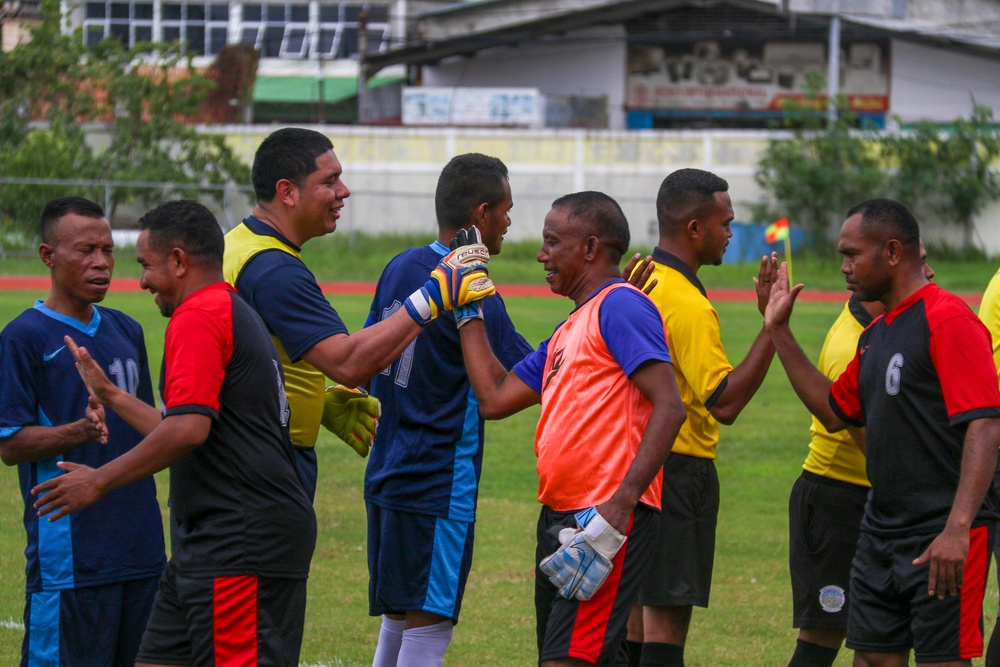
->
[82, 0, 229, 55]
[80, 0, 388, 60]
[161, 1, 229, 55]
[316, 3, 389, 59]
[238, 2, 310, 58]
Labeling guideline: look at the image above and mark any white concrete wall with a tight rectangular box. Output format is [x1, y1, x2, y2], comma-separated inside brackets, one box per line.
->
[421, 25, 629, 130]
[218, 124, 1000, 254]
[220, 125, 775, 250]
[889, 39, 1000, 123]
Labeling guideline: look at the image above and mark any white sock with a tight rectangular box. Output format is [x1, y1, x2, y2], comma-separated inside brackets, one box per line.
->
[396, 620, 454, 667]
[371, 616, 406, 667]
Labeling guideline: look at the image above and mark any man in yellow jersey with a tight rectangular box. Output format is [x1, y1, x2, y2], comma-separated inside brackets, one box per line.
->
[223, 127, 494, 500]
[786, 242, 932, 667]
[627, 168, 778, 667]
[977, 263, 1000, 667]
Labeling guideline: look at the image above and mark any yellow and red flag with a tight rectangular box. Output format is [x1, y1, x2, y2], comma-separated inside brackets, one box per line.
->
[765, 217, 789, 244]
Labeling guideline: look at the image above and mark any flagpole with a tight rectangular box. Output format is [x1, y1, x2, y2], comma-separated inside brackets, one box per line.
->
[784, 234, 793, 285]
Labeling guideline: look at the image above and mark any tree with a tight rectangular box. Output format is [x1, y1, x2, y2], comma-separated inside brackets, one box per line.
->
[0, 0, 250, 237]
[753, 74, 886, 249]
[883, 105, 1000, 248]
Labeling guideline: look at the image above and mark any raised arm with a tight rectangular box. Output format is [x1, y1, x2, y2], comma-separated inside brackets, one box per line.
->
[709, 253, 777, 425]
[303, 310, 423, 388]
[64, 335, 163, 436]
[597, 360, 686, 534]
[764, 263, 847, 432]
[458, 317, 540, 419]
[305, 246, 495, 388]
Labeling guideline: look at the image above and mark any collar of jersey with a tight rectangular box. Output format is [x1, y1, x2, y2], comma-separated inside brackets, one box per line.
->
[572, 278, 626, 314]
[243, 215, 301, 252]
[430, 240, 450, 256]
[847, 294, 876, 328]
[652, 247, 707, 297]
[33, 300, 102, 337]
[884, 282, 936, 327]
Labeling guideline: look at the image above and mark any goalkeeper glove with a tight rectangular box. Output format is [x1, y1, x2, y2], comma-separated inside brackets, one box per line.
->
[538, 506, 627, 601]
[404, 242, 494, 327]
[321, 385, 381, 458]
[450, 226, 487, 329]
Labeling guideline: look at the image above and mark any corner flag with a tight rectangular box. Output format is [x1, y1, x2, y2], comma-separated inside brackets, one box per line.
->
[765, 217, 789, 244]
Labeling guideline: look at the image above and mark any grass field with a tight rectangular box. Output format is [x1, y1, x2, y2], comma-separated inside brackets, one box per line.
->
[1, 252, 999, 665]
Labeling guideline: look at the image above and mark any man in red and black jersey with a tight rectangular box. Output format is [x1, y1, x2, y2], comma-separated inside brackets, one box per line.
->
[764, 198, 1000, 667]
[32, 199, 317, 666]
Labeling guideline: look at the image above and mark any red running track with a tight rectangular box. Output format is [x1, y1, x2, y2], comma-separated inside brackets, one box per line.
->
[0, 276, 981, 306]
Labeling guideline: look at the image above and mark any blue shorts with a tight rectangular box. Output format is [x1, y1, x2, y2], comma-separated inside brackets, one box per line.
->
[21, 575, 159, 667]
[366, 502, 474, 623]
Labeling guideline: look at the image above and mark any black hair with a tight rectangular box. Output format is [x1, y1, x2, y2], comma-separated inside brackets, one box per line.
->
[550, 191, 630, 263]
[434, 153, 509, 231]
[251, 128, 334, 202]
[846, 198, 920, 254]
[138, 200, 224, 267]
[40, 196, 105, 243]
[656, 168, 729, 235]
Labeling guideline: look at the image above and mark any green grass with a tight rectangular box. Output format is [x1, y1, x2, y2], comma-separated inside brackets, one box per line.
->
[0, 284, 997, 665]
[3, 232, 998, 293]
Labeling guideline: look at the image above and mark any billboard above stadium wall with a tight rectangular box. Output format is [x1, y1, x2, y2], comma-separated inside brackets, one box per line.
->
[402, 87, 544, 128]
[625, 38, 890, 116]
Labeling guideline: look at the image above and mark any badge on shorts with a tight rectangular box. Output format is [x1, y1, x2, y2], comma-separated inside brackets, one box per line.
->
[819, 585, 846, 613]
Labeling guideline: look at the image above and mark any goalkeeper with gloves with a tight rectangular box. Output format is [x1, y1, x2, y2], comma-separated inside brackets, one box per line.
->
[362, 154, 534, 667]
[224, 129, 491, 500]
[458, 191, 685, 667]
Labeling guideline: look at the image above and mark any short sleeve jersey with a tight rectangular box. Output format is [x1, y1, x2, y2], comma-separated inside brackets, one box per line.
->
[223, 216, 349, 449]
[644, 249, 733, 459]
[802, 297, 872, 487]
[161, 283, 316, 578]
[0, 303, 165, 593]
[364, 242, 533, 522]
[830, 283, 1000, 536]
[513, 281, 672, 512]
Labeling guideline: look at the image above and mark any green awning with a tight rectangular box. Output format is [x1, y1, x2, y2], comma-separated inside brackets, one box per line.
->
[252, 75, 403, 104]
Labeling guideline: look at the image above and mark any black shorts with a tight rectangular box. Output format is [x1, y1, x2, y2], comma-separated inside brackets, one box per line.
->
[536, 503, 658, 666]
[638, 454, 719, 608]
[846, 525, 992, 663]
[788, 471, 868, 630]
[136, 562, 307, 666]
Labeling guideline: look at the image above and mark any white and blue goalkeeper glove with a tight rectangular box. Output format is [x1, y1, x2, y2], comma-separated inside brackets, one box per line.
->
[538, 506, 627, 601]
[321, 385, 381, 458]
[404, 234, 494, 327]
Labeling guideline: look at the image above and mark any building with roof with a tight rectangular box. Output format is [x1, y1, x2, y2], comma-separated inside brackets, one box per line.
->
[365, 0, 1000, 130]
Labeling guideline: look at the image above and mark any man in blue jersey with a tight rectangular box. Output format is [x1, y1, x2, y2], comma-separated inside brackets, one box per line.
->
[363, 153, 534, 666]
[0, 196, 166, 666]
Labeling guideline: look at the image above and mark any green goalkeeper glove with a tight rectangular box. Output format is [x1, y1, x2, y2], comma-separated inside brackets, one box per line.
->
[321, 385, 381, 458]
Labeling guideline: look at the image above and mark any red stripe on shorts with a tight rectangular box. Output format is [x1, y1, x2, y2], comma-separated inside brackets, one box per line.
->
[959, 525, 989, 660]
[213, 575, 258, 666]
[567, 514, 635, 663]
